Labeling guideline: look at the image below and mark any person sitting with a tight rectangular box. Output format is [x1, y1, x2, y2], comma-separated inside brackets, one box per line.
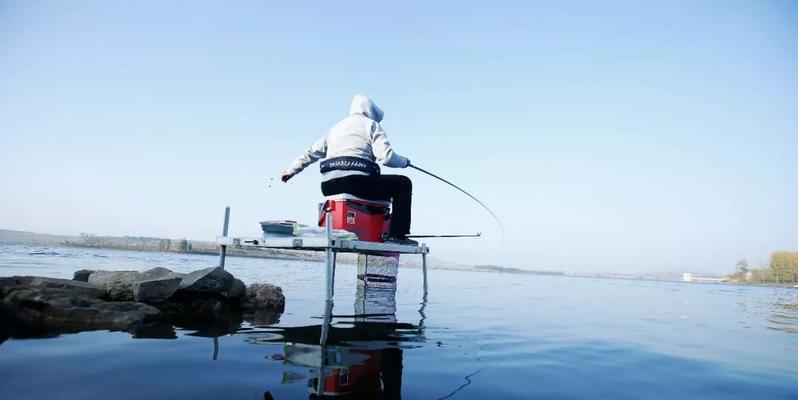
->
[281, 94, 416, 245]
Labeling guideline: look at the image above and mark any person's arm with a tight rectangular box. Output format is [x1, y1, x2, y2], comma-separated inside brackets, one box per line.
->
[371, 122, 409, 168]
[282, 136, 327, 182]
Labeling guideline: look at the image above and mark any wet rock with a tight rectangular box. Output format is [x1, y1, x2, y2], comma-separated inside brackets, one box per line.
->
[1, 267, 285, 339]
[158, 296, 233, 320]
[156, 296, 244, 336]
[0, 301, 49, 339]
[132, 277, 182, 303]
[1, 276, 105, 299]
[88, 270, 141, 300]
[177, 267, 246, 299]
[0, 277, 151, 337]
[241, 283, 284, 326]
[72, 270, 95, 282]
[244, 283, 285, 312]
[3, 287, 160, 333]
[246, 310, 281, 326]
[140, 267, 183, 280]
[82, 300, 161, 329]
[87, 268, 184, 302]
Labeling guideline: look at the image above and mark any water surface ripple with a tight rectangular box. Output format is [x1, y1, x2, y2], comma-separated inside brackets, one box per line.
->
[1, 245, 796, 399]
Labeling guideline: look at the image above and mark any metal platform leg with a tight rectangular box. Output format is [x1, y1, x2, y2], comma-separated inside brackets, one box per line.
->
[219, 206, 230, 269]
[317, 299, 333, 395]
[212, 336, 219, 361]
[422, 252, 428, 299]
[325, 213, 335, 302]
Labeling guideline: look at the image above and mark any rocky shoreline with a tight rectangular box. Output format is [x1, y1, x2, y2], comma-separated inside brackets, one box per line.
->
[0, 266, 285, 341]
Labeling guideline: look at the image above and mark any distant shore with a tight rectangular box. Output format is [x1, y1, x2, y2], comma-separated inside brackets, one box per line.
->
[0, 228, 571, 275]
[0, 228, 324, 262]
[2, 228, 767, 284]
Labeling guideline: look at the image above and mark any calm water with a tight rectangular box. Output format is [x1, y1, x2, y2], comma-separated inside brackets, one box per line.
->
[1, 244, 797, 399]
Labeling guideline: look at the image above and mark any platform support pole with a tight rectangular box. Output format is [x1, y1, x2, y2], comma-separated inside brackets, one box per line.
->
[212, 336, 219, 361]
[325, 212, 335, 302]
[422, 252, 428, 299]
[319, 209, 336, 397]
[316, 299, 333, 395]
[219, 206, 230, 269]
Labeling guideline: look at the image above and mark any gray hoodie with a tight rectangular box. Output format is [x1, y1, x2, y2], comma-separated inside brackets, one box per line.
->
[285, 94, 409, 181]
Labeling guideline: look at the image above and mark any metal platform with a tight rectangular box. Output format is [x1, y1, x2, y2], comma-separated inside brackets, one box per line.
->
[216, 235, 429, 256]
[214, 207, 430, 302]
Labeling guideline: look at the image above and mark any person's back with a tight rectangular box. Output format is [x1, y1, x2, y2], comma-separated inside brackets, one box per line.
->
[281, 94, 416, 244]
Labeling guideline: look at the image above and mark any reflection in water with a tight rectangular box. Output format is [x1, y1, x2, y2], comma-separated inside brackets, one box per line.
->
[4, 246, 798, 399]
[767, 295, 798, 334]
[245, 255, 423, 399]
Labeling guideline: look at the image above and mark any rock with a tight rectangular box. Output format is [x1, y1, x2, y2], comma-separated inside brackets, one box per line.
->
[87, 300, 161, 329]
[88, 268, 184, 302]
[177, 267, 246, 299]
[85, 267, 246, 302]
[1, 276, 27, 298]
[131, 277, 182, 302]
[72, 270, 95, 282]
[242, 283, 284, 326]
[88, 270, 142, 300]
[230, 279, 246, 298]
[1, 276, 105, 299]
[243, 283, 285, 313]
[132, 267, 185, 302]
[3, 287, 160, 333]
[28, 277, 107, 297]
[156, 296, 243, 334]
[246, 310, 281, 326]
[140, 267, 183, 280]
[1, 268, 286, 339]
[0, 301, 49, 338]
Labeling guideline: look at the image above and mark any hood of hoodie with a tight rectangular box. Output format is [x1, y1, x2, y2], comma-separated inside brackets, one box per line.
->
[349, 94, 384, 122]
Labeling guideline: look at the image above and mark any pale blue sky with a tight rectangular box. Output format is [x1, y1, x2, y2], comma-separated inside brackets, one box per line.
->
[1, 1, 796, 273]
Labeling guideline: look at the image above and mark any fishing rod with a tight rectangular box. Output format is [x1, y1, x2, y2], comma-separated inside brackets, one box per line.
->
[408, 163, 504, 233]
[407, 233, 482, 239]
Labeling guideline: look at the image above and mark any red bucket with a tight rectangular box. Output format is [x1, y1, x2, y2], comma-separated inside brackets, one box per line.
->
[318, 194, 390, 242]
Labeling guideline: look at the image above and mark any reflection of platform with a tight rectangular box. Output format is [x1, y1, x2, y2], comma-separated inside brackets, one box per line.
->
[247, 321, 423, 348]
[247, 311, 423, 397]
[213, 207, 428, 398]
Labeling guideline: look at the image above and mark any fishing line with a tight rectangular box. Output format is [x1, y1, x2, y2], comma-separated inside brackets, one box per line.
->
[407, 233, 482, 239]
[409, 163, 505, 235]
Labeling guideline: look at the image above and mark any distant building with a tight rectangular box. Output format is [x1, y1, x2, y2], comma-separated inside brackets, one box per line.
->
[682, 272, 727, 283]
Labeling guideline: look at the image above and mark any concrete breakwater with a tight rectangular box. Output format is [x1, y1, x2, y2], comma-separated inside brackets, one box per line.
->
[0, 266, 285, 340]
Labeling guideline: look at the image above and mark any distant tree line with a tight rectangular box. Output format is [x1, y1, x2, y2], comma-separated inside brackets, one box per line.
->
[729, 252, 798, 284]
[71, 234, 196, 253]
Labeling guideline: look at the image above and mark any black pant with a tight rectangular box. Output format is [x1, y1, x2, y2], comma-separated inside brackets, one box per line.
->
[321, 174, 412, 238]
